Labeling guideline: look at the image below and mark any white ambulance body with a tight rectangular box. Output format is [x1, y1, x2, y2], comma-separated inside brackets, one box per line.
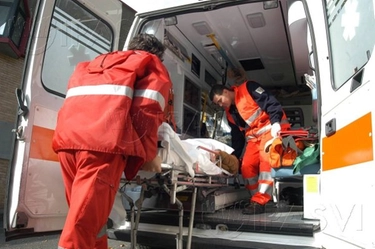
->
[4, 0, 375, 248]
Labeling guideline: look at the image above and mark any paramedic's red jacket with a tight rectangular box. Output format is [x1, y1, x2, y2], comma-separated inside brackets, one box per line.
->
[52, 50, 172, 180]
[225, 81, 289, 141]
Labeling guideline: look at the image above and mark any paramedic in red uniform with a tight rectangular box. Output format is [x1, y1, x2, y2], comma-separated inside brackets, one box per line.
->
[52, 33, 172, 249]
[209, 81, 290, 214]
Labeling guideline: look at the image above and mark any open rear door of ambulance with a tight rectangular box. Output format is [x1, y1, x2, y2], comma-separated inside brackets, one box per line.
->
[4, 0, 135, 240]
[311, 0, 375, 247]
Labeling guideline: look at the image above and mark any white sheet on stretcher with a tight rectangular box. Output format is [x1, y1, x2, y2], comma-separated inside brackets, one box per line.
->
[157, 122, 234, 177]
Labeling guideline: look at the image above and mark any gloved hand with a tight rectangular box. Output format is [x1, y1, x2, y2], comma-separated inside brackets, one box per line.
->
[271, 122, 281, 138]
[217, 150, 239, 175]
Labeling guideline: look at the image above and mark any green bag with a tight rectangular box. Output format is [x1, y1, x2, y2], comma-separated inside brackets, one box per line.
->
[293, 143, 320, 174]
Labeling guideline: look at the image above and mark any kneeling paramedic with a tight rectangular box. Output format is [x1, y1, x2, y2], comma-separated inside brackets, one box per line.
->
[52, 33, 172, 249]
[209, 81, 290, 214]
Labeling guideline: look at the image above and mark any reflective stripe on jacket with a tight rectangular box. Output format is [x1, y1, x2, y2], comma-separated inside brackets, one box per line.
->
[52, 50, 172, 179]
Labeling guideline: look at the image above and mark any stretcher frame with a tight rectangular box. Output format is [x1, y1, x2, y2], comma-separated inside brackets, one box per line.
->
[120, 145, 241, 249]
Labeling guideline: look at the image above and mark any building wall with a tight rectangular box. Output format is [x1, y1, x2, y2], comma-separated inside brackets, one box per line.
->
[0, 54, 24, 213]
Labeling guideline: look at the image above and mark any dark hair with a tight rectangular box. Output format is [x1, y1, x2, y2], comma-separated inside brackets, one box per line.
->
[209, 84, 231, 101]
[128, 33, 165, 60]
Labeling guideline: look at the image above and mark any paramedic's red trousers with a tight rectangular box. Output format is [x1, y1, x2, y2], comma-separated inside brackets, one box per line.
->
[57, 150, 125, 249]
[241, 132, 273, 205]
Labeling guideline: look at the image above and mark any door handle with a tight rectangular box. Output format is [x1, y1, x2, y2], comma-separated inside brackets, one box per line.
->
[325, 118, 336, 137]
[308, 50, 315, 72]
[15, 88, 29, 117]
[12, 125, 25, 141]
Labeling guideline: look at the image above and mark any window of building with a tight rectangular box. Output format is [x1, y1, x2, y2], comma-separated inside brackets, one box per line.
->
[0, 0, 31, 58]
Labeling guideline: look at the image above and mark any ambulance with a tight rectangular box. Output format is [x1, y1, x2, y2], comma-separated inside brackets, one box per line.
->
[4, 0, 375, 248]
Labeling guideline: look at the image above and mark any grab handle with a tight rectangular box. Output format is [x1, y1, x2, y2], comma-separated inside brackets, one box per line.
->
[325, 118, 336, 137]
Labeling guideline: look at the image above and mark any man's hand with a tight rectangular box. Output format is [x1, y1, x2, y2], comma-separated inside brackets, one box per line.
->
[271, 122, 281, 138]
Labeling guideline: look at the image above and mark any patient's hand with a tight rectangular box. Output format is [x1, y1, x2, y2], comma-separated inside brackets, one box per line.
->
[141, 155, 162, 173]
[209, 151, 217, 162]
[216, 150, 239, 175]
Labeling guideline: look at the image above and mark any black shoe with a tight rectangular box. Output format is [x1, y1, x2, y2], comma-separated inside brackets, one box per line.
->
[242, 202, 265, 215]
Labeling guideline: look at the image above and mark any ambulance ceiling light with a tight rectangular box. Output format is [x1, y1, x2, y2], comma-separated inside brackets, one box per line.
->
[246, 13, 266, 28]
[263, 0, 278, 10]
[164, 16, 177, 26]
[192, 21, 213, 35]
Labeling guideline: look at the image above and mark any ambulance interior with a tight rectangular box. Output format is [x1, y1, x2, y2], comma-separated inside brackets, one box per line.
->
[113, 0, 321, 246]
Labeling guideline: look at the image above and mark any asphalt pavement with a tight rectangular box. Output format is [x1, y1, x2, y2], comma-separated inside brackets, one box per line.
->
[0, 213, 131, 249]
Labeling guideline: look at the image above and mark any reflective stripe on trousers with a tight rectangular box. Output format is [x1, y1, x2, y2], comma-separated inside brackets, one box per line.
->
[241, 131, 274, 205]
[243, 171, 273, 197]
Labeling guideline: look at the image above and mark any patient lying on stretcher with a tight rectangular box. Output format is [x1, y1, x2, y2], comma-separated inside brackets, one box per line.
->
[140, 122, 239, 176]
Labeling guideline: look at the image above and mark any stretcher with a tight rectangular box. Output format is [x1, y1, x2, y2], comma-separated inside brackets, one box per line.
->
[120, 122, 246, 249]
